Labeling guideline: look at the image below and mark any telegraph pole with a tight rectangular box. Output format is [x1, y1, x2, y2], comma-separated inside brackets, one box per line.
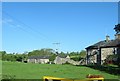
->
[53, 42, 60, 55]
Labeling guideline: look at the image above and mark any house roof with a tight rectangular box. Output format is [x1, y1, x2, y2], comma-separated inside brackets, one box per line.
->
[101, 39, 120, 47]
[85, 39, 120, 49]
[57, 55, 67, 58]
[28, 56, 50, 59]
[85, 40, 111, 49]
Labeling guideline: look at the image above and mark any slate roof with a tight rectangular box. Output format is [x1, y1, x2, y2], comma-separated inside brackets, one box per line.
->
[57, 54, 67, 58]
[28, 56, 50, 59]
[86, 39, 120, 49]
[102, 39, 120, 47]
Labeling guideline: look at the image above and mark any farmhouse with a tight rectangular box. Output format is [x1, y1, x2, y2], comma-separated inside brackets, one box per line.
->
[54, 55, 70, 64]
[85, 33, 120, 65]
[27, 56, 50, 64]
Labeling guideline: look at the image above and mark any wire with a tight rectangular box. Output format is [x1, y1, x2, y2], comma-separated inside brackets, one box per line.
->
[2, 11, 54, 43]
[2, 18, 41, 40]
[2, 11, 62, 52]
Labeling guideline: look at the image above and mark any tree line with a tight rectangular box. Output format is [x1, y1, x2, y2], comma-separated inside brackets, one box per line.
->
[0, 48, 86, 62]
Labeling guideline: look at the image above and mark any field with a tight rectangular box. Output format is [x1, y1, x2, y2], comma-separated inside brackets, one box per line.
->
[2, 61, 119, 79]
[0, 60, 2, 79]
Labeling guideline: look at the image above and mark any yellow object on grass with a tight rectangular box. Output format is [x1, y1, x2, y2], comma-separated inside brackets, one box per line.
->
[43, 75, 104, 81]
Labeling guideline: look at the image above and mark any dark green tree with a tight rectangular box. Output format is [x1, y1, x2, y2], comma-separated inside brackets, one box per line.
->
[79, 50, 86, 58]
[114, 24, 120, 34]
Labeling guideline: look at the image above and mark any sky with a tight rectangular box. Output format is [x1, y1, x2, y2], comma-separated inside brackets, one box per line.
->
[2, 2, 118, 53]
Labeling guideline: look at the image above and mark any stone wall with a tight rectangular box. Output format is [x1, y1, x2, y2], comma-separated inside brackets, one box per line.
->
[86, 47, 116, 65]
[101, 48, 115, 64]
[87, 49, 98, 64]
[54, 56, 86, 65]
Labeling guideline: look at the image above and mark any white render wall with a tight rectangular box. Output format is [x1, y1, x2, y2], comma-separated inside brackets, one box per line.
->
[27, 58, 49, 64]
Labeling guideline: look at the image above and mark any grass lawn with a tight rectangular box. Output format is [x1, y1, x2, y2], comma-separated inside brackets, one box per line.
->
[0, 60, 2, 80]
[2, 61, 119, 79]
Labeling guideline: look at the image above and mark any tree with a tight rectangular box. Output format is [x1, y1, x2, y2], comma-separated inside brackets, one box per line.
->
[114, 24, 120, 34]
[16, 56, 23, 62]
[0, 51, 6, 60]
[79, 50, 86, 58]
[69, 52, 76, 56]
[69, 50, 86, 61]
[28, 48, 55, 56]
[49, 54, 56, 61]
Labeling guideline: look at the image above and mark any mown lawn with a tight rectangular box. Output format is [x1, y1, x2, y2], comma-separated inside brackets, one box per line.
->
[0, 60, 2, 79]
[2, 61, 119, 79]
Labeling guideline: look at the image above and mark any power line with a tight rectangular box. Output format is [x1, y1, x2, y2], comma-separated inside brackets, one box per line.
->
[2, 18, 41, 39]
[3, 11, 62, 51]
[2, 11, 54, 43]
[5, 20, 62, 52]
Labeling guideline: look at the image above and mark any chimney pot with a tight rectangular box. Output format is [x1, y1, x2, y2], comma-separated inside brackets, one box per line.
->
[106, 35, 110, 42]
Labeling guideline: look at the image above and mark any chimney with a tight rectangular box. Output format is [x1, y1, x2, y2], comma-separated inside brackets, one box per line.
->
[115, 33, 120, 39]
[106, 35, 110, 42]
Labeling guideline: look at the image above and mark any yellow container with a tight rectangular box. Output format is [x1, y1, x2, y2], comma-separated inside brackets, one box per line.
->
[43, 76, 104, 81]
[43, 76, 73, 81]
[86, 77, 104, 81]
[74, 78, 104, 81]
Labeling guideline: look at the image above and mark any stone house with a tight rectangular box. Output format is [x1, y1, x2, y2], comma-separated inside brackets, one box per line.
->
[85, 34, 120, 65]
[54, 55, 86, 65]
[54, 55, 70, 64]
[27, 56, 50, 64]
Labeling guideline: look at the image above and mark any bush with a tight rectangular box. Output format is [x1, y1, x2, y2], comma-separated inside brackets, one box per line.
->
[104, 54, 119, 66]
[70, 56, 83, 61]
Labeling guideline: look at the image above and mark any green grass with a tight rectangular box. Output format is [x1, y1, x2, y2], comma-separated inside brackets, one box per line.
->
[2, 61, 119, 79]
[0, 60, 2, 80]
